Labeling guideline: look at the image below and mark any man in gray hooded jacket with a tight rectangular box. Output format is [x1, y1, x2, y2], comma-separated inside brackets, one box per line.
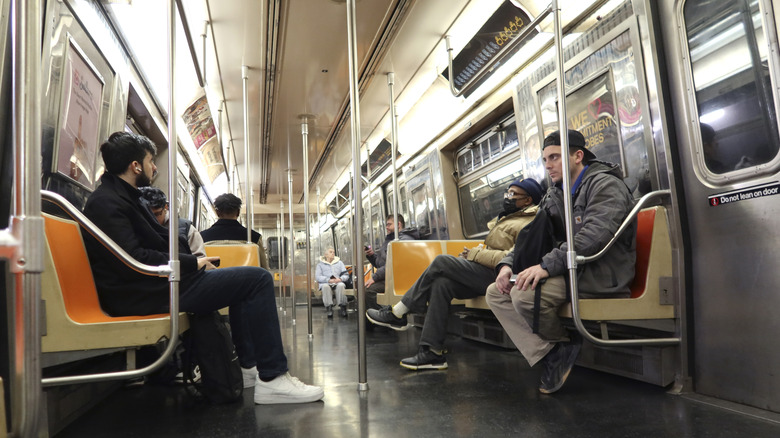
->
[487, 129, 635, 395]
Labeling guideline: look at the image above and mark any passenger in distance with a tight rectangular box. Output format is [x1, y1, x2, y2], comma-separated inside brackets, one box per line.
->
[200, 192, 269, 269]
[366, 178, 544, 370]
[316, 247, 350, 318]
[82, 132, 324, 404]
[138, 186, 206, 258]
[364, 214, 419, 311]
[487, 129, 636, 394]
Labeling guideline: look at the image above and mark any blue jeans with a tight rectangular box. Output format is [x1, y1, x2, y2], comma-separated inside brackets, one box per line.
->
[179, 266, 287, 380]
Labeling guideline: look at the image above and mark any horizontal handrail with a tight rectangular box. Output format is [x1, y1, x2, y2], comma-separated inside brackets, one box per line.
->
[576, 189, 671, 264]
[41, 190, 172, 277]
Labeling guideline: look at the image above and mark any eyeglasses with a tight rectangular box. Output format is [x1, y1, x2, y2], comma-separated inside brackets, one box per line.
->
[504, 191, 529, 200]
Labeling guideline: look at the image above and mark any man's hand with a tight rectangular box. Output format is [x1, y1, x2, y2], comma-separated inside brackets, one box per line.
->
[460, 247, 470, 259]
[496, 265, 514, 294]
[515, 264, 549, 291]
[365, 277, 375, 288]
[198, 256, 220, 271]
[364, 246, 374, 257]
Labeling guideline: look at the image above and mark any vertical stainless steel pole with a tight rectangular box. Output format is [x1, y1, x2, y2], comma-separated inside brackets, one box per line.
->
[317, 187, 322, 259]
[288, 168, 297, 323]
[280, 200, 286, 314]
[242, 65, 252, 243]
[9, 0, 43, 435]
[301, 117, 313, 337]
[346, 0, 368, 390]
[365, 145, 373, 248]
[551, 0, 579, 319]
[387, 73, 399, 240]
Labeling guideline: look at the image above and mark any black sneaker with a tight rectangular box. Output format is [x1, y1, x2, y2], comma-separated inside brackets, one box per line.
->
[539, 334, 582, 394]
[366, 306, 410, 331]
[326, 305, 333, 318]
[400, 346, 448, 370]
[339, 305, 347, 318]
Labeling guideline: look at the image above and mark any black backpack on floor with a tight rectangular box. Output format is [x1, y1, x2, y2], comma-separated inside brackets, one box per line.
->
[183, 311, 243, 403]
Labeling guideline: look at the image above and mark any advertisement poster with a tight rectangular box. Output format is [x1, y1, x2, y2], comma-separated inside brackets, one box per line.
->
[183, 94, 224, 182]
[56, 41, 103, 188]
[565, 73, 622, 167]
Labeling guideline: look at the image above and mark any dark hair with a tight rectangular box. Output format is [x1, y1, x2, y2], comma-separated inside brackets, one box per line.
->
[700, 123, 715, 144]
[386, 214, 405, 228]
[214, 193, 242, 216]
[138, 186, 168, 209]
[100, 131, 157, 175]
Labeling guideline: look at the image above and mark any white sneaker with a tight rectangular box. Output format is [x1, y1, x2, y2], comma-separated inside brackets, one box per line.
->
[254, 372, 324, 404]
[242, 367, 258, 389]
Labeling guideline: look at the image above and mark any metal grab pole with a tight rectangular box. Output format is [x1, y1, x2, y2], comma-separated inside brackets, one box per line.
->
[9, 0, 43, 434]
[317, 187, 322, 260]
[551, 0, 577, 303]
[287, 168, 296, 324]
[301, 117, 313, 337]
[387, 73, 399, 240]
[365, 145, 373, 248]
[345, 0, 368, 391]
[242, 65, 252, 244]
[280, 200, 286, 314]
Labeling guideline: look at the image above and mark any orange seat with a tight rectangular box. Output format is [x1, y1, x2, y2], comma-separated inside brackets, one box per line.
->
[204, 243, 261, 268]
[43, 214, 170, 324]
[41, 213, 188, 354]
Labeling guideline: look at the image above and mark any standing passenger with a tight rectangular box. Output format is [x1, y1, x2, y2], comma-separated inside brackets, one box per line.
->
[82, 132, 323, 404]
[364, 214, 419, 310]
[316, 247, 349, 318]
[487, 129, 636, 394]
[366, 179, 543, 369]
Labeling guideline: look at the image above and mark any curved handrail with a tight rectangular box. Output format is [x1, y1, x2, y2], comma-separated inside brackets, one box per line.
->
[576, 189, 671, 264]
[42, 191, 171, 278]
[39, 192, 182, 386]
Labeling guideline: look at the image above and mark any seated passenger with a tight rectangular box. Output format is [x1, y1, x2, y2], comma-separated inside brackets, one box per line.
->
[366, 178, 544, 370]
[82, 132, 323, 404]
[200, 193, 261, 243]
[364, 214, 419, 310]
[139, 186, 206, 258]
[316, 247, 349, 318]
[487, 129, 636, 394]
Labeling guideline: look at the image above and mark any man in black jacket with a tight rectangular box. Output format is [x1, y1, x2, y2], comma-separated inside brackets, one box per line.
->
[200, 193, 261, 243]
[82, 132, 322, 405]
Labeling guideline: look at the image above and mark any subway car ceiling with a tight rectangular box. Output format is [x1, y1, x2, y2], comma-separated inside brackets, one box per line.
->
[80, 0, 627, 231]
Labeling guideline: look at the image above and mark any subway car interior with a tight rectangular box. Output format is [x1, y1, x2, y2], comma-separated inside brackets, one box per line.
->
[2, 0, 780, 436]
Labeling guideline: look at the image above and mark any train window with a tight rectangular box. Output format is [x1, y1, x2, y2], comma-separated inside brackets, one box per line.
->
[384, 182, 409, 228]
[456, 114, 520, 178]
[458, 157, 524, 237]
[684, 0, 780, 175]
[334, 220, 353, 266]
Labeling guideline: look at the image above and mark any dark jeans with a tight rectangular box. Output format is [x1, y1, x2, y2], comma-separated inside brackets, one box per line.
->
[365, 281, 385, 311]
[400, 255, 496, 351]
[180, 266, 287, 380]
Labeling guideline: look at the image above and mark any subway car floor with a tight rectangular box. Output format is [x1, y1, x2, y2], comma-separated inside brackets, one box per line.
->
[56, 304, 780, 438]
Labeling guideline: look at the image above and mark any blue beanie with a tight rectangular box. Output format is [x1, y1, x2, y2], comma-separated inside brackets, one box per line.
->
[509, 178, 544, 205]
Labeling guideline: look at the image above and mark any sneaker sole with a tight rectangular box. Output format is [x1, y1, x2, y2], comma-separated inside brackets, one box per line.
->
[366, 313, 410, 331]
[399, 361, 448, 370]
[254, 390, 324, 404]
[539, 343, 582, 394]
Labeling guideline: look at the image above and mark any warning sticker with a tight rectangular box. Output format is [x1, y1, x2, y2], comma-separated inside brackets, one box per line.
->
[708, 181, 780, 207]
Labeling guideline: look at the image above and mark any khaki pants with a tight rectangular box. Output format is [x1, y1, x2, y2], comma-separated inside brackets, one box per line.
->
[486, 276, 569, 366]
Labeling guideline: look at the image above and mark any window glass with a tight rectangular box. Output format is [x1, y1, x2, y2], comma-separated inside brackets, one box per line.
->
[334, 220, 352, 266]
[685, 0, 779, 174]
[456, 114, 519, 177]
[268, 237, 288, 270]
[458, 158, 524, 237]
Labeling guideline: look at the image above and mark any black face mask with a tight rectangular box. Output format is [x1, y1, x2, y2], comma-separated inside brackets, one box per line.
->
[502, 198, 521, 214]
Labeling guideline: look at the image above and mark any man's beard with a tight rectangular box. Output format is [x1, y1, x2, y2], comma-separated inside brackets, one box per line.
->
[136, 171, 152, 187]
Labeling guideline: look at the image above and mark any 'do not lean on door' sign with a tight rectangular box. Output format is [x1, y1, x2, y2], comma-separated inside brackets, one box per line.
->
[708, 182, 780, 207]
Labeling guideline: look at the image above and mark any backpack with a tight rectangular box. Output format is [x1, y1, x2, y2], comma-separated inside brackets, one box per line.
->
[340, 269, 354, 289]
[182, 311, 243, 403]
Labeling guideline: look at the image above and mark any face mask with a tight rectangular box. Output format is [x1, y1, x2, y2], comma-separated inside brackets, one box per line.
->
[164, 210, 170, 225]
[502, 198, 521, 214]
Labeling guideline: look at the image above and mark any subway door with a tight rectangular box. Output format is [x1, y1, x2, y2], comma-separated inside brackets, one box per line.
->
[659, 0, 780, 411]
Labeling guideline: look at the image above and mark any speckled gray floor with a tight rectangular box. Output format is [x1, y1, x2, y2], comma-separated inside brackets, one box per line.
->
[56, 305, 780, 437]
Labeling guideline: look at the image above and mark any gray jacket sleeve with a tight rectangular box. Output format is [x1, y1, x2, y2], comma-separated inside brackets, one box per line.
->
[542, 173, 631, 277]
